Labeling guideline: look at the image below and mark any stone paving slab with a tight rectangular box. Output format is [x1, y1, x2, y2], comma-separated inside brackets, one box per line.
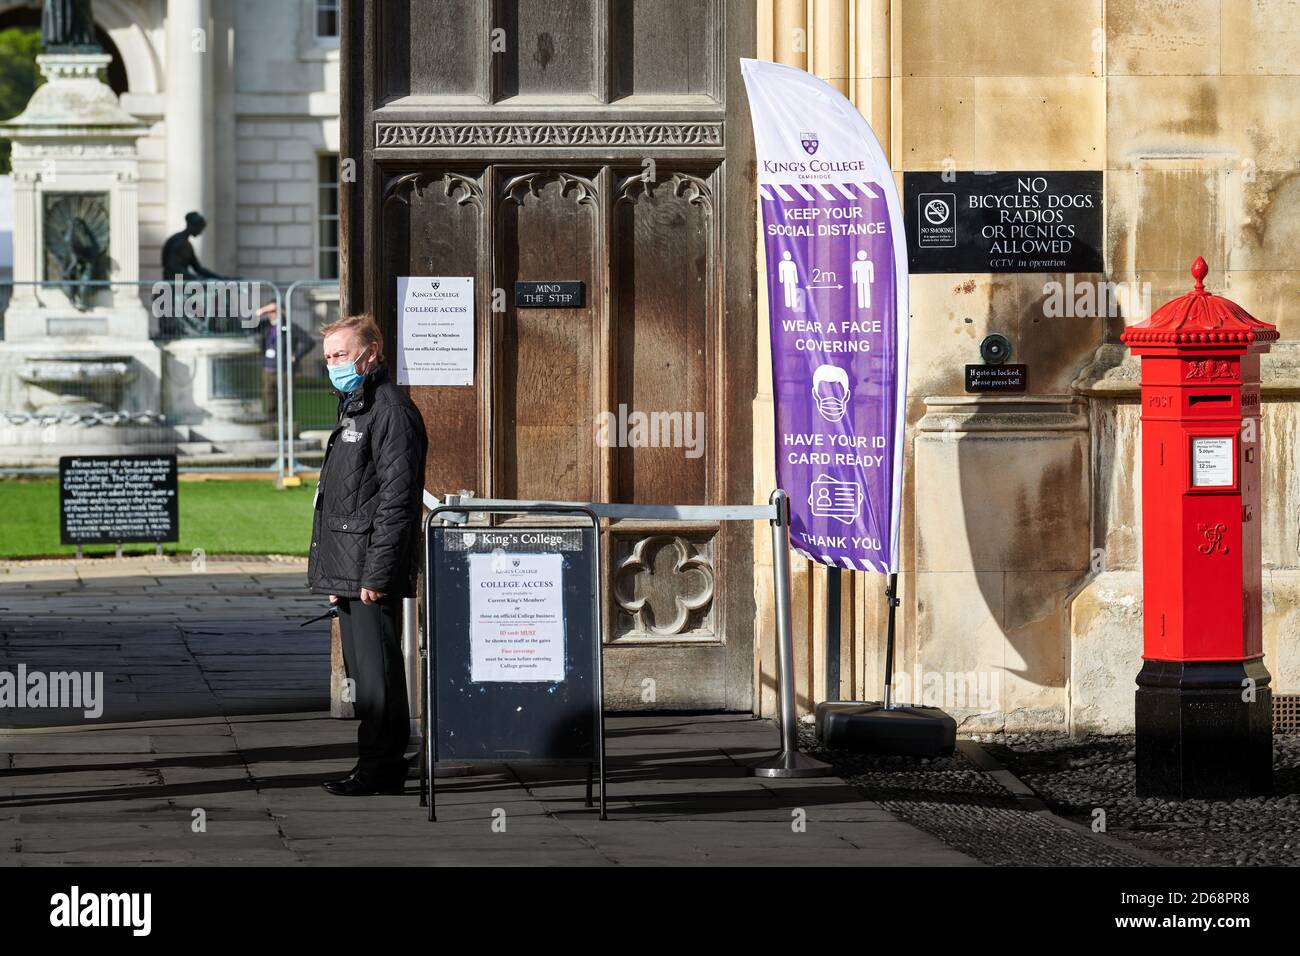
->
[0, 557, 980, 866]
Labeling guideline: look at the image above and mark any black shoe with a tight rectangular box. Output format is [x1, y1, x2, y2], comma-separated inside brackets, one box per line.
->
[322, 773, 406, 796]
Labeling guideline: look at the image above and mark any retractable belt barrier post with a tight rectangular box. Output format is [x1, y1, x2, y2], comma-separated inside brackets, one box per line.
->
[417, 488, 830, 821]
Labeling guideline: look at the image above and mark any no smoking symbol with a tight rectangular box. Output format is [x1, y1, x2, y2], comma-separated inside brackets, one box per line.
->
[924, 198, 950, 224]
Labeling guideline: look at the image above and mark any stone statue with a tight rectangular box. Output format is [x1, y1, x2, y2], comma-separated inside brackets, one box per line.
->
[161, 212, 225, 282]
[56, 216, 107, 310]
[42, 0, 100, 52]
[160, 212, 234, 335]
[43, 193, 110, 311]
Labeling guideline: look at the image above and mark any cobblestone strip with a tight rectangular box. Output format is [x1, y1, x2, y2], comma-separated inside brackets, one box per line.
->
[799, 726, 1155, 866]
[980, 732, 1300, 867]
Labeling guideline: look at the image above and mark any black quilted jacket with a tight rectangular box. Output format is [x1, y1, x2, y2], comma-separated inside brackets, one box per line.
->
[307, 363, 428, 598]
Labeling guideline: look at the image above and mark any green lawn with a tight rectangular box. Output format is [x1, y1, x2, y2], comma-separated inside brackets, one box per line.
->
[293, 378, 339, 431]
[0, 478, 317, 559]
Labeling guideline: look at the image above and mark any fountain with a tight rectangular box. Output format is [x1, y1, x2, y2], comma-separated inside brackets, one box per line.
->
[0, 7, 170, 463]
[0, 1, 316, 468]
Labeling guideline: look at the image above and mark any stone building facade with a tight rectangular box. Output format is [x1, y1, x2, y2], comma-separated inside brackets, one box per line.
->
[0, 0, 340, 285]
[328, 0, 1300, 733]
[6, 0, 1291, 734]
[754, 0, 1300, 734]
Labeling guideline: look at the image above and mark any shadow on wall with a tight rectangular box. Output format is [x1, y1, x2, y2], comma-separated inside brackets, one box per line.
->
[913, 275, 1101, 732]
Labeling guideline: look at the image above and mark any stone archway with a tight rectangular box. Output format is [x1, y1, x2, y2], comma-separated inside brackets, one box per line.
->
[0, 2, 129, 94]
[92, 0, 162, 96]
[0, 0, 162, 97]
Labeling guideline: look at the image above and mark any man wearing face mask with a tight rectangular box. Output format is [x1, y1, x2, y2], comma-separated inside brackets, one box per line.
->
[308, 313, 428, 795]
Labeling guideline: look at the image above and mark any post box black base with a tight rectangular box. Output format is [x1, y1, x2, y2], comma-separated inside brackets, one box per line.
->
[815, 701, 957, 757]
[1135, 658, 1273, 800]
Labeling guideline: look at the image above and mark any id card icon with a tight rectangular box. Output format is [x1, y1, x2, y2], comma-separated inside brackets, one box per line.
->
[808, 475, 863, 525]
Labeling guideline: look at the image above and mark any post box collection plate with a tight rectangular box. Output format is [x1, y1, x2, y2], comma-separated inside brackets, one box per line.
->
[1190, 436, 1235, 488]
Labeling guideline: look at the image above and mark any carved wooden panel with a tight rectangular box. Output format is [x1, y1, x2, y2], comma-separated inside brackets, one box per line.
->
[382, 169, 486, 497]
[612, 170, 715, 505]
[376, 122, 723, 148]
[494, 0, 598, 100]
[611, 531, 718, 642]
[496, 170, 600, 501]
[382, 0, 486, 101]
[611, 0, 717, 99]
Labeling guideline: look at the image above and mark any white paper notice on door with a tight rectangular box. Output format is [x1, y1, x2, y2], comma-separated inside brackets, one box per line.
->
[469, 551, 566, 683]
[396, 276, 474, 385]
[1191, 436, 1235, 488]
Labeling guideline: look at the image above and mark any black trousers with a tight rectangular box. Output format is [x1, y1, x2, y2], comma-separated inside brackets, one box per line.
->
[337, 595, 411, 778]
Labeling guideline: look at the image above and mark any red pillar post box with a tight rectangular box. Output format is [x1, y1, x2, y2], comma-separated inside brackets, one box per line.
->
[1121, 257, 1279, 799]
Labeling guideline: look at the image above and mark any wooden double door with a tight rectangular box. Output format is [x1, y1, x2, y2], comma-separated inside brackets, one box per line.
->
[341, 0, 756, 709]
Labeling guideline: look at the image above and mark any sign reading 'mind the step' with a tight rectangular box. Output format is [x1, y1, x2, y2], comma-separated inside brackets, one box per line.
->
[904, 171, 1103, 274]
[515, 281, 584, 308]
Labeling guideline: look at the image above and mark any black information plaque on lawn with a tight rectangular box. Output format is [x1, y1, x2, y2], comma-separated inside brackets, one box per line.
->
[59, 455, 179, 545]
[966, 364, 1028, 393]
[514, 281, 584, 308]
[904, 171, 1103, 273]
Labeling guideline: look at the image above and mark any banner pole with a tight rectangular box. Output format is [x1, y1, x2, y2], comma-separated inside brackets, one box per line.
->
[752, 489, 833, 778]
[882, 572, 898, 708]
[774, 491, 798, 755]
[826, 566, 841, 701]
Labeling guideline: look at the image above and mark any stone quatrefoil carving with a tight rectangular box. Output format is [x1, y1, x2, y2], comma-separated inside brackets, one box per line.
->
[613, 535, 715, 637]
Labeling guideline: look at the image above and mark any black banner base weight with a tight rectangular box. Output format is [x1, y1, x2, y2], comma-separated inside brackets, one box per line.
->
[815, 701, 957, 757]
[1135, 658, 1273, 800]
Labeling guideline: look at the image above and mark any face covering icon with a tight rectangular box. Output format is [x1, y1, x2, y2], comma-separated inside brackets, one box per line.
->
[812, 364, 851, 423]
[328, 353, 365, 394]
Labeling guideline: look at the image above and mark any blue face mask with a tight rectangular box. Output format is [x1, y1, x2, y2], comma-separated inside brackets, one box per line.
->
[328, 353, 365, 394]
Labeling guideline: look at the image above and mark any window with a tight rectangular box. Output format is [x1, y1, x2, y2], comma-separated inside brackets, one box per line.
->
[315, 0, 339, 39]
[210, 354, 260, 401]
[317, 154, 339, 280]
[298, 0, 340, 57]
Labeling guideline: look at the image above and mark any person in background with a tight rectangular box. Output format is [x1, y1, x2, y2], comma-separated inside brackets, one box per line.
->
[253, 302, 313, 427]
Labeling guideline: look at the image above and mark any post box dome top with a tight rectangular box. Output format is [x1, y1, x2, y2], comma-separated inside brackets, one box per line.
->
[1121, 257, 1279, 348]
